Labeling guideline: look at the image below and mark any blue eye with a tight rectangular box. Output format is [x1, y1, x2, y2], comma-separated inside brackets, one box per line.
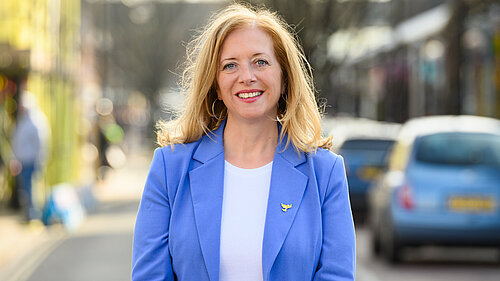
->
[256, 59, 269, 66]
[222, 63, 236, 70]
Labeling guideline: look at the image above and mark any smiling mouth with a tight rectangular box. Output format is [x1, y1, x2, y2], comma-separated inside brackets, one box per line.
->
[237, 91, 263, 99]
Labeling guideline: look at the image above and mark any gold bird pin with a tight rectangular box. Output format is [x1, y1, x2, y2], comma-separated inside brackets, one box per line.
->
[281, 203, 292, 212]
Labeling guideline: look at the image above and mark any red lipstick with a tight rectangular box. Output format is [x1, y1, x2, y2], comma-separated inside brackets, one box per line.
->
[235, 89, 264, 103]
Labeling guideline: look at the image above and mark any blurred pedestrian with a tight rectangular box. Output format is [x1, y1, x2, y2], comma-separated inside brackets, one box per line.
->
[132, 3, 355, 281]
[11, 89, 50, 221]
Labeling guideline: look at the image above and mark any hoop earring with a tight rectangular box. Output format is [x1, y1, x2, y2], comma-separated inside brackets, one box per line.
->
[211, 99, 224, 120]
[277, 93, 287, 114]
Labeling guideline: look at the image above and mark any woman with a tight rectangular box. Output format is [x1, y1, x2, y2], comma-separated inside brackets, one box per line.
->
[132, 3, 355, 281]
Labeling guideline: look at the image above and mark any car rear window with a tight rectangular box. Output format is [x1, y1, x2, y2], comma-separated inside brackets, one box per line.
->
[339, 139, 395, 165]
[340, 139, 394, 151]
[415, 133, 500, 166]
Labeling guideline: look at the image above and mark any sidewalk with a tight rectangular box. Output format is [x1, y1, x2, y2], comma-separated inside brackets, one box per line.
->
[0, 148, 153, 281]
[93, 148, 152, 204]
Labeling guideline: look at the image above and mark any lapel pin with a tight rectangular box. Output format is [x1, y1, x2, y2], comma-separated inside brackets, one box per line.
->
[281, 203, 292, 212]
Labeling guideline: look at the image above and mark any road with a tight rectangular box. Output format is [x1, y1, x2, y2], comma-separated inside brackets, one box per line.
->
[355, 224, 500, 281]
[11, 149, 500, 281]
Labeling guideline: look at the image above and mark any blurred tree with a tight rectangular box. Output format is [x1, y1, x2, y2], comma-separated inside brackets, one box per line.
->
[88, 1, 224, 128]
[444, 0, 498, 115]
[444, 0, 467, 115]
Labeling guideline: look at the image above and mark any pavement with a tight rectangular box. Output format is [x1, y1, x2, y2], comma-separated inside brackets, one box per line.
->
[0, 148, 153, 281]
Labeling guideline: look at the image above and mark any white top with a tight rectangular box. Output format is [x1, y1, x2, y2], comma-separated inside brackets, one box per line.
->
[219, 160, 273, 281]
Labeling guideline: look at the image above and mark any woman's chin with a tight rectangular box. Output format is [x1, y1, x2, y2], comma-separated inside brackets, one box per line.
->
[228, 112, 277, 123]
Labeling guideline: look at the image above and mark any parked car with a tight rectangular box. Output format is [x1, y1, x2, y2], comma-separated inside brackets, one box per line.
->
[327, 117, 401, 217]
[368, 115, 500, 263]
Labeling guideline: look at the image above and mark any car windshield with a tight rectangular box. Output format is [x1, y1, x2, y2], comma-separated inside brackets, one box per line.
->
[415, 133, 500, 166]
[339, 139, 395, 166]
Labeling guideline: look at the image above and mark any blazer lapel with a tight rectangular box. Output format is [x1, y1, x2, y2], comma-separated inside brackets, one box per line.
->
[189, 122, 225, 281]
[262, 137, 308, 279]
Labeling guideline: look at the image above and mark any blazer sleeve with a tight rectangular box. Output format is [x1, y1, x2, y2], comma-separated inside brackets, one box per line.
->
[132, 148, 175, 281]
[313, 155, 356, 281]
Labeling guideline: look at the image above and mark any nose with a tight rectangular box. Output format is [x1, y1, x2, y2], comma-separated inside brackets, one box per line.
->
[238, 63, 256, 85]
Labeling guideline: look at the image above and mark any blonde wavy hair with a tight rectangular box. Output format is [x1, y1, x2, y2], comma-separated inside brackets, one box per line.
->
[157, 3, 332, 152]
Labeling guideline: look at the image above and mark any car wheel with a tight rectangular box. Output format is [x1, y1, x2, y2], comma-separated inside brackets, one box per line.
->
[497, 248, 500, 264]
[371, 224, 381, 256]
[381, 220, 402, 263]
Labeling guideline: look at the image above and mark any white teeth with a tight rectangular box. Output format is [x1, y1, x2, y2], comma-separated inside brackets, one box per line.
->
[237, 91, 263, 99]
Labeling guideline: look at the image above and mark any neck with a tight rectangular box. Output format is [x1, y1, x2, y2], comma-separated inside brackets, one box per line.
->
[223, 116, 278, 169]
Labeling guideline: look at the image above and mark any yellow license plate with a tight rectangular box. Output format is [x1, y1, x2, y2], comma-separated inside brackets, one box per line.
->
[448, 197, 496, 212]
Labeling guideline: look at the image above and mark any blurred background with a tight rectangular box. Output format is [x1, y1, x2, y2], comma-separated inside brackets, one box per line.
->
[0, 0, 499, 280]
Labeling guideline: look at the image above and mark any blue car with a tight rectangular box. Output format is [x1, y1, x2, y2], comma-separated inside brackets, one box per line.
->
[339, 138, 395, 215]
[328, 118, 400, 217]
[368, 115, 500, 263]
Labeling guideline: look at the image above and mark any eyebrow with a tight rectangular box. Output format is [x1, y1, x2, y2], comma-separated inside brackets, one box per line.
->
[220, 52, 268, 63]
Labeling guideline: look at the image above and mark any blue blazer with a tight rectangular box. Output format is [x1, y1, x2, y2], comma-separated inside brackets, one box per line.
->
[132, 122, 355, 281]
